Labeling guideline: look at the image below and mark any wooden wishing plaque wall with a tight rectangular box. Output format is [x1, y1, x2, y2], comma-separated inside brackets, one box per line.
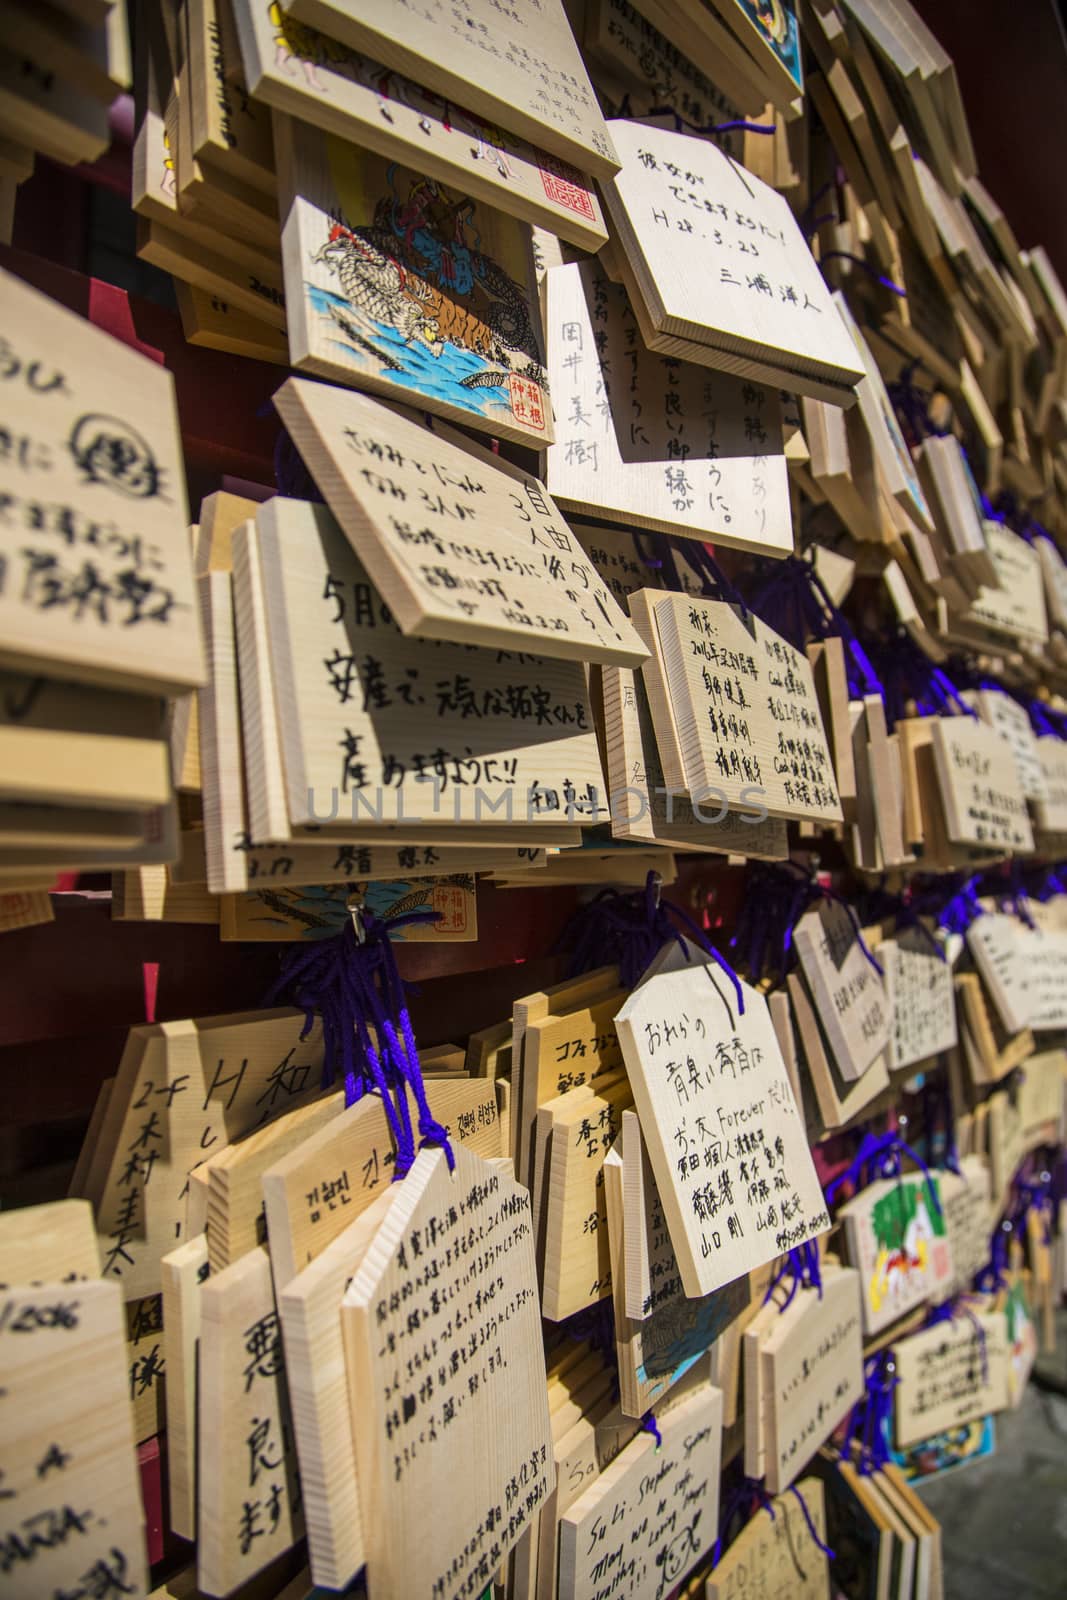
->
[272, 378, 647, 664]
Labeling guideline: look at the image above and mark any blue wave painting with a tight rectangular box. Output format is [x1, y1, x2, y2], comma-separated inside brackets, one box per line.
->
[306, 284, 510, 421]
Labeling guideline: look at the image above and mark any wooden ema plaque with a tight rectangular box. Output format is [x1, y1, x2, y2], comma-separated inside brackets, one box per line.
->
[759, 1266, 864, 1494]
[232, 0, 606, 250]
[0, 1198, 100, 1286]
[277, 1180, 398, 1589]
[271, 382, 647, 665]
[930, 715, 1034, 854]
[793, 901, 890, 1083]
[973, 688, 1048, 802]
[600, 665, 789, 860]
[882, 924, 958, 1072]
[599, 122, 865, 404]
[604, 1118, 750, 1418]
[937, 1157, 994, 1301]
[263, 1077, 504, 1288]
[838, 1174, 954, 1337]
[0, 265, 205, 696]
[557, 1382, 723, 1600]
[541, 1073, 632, 1321]
[832, 291, 935, 535]
[893, 1310, 1009, 1450]
[642, 590, 843, 826]
[79, 1008, 325, 1301]
[340, 1143, 553, 1600]
[544, 259, 791, 556]
[276, 114, 554, 450]
[0, 1279, 148, 1600]
[198, 1246, 304, 1595]
[1035, 737, 1067, 835]
[706, 1479, 830, 1600]
[252, 498, 605, 831]
[964, 524, 1049, 646]
[281, 0, 618, 179]
[161, 1233, 210, 1541]
[614, 958, 830, 1298]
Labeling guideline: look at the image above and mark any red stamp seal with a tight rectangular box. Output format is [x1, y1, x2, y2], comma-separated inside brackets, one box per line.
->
[508, 373, 547, 432]
[539, 154, 597, 221]
[431, 882, 471, 934]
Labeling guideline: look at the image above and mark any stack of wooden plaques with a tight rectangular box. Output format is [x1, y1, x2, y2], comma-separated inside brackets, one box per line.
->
[0, 263, 202, 890]
[600, 119, 866, 404]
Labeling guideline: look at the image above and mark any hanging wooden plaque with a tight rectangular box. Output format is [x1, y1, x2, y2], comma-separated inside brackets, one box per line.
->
[882, 924, 957, 1072]
[893, 1310, 1009, 1449]
[81, 1008, 324, 1301]
[838, 1174, 954, 1337]
[600, 665, 789, 860]
[793, 900, 890, 1083]
[278, 1180, 397, 1588]
[762, 1267, 864, 1493]
[964, 524, 1049, 645]
[231, 0, 606, 250]
[599, 122, 865, 403]
[544, 260, 791, 555]
[281, 0, 618, 179]
[615, 958, 830, 1298]
[541, 1074, 633, 1320]
[973, 688, 1048, 802]
[0, 265, 205, 695]
[272, 382, 647, 665]
[706, 1478, 830, 1600]
[937, 1156, 994, 1301]
[0, 1279, 148, 1600]
[0, 1198, 101, 1285]
[263, 1079, 504, 1290]
[557, 1382, 723, 1600]
[198, 1246, 304, 1594]
[161, 1233, 210, 1541]
[1034, 737, 1067, 835]
[645, 590, 843, 825]
[605, 1119, 750, 1418]
[340, 1143, 553, 1600]
[276, 114, 553, 448]
[252, 498, 606, 831]
[930, 715, 1034, 855]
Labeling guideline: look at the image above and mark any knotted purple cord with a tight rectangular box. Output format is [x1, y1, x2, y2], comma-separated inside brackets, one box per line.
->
[730, 862, 884, 987]
[938, 875, 984, 937]
[763, 1239, 823, 1311]
[274, 428, 325, 502]
[843, 1351, 899, 1475]
[818, 250, 907, 297]
[748, 555, 882, 701]
[824, 1128, 943, 1223]
[711, 1474, 835, 1568]
[558, 871, 745, 1014]
[266, 906, 454, 1177]
[641, 1411, 662, 1451]
[639, 103, 776, 138]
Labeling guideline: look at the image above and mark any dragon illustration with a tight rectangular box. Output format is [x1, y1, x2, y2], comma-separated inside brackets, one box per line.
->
[312, 174, 546, 392]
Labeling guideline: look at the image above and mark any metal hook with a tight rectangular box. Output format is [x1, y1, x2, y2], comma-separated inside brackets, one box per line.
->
[346, 893, 367, 945]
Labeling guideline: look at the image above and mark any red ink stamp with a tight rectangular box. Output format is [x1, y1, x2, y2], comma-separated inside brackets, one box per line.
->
[508, 373, 547, 432]
[431, 882, 470, 934]
[539, 154, 597, 221]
